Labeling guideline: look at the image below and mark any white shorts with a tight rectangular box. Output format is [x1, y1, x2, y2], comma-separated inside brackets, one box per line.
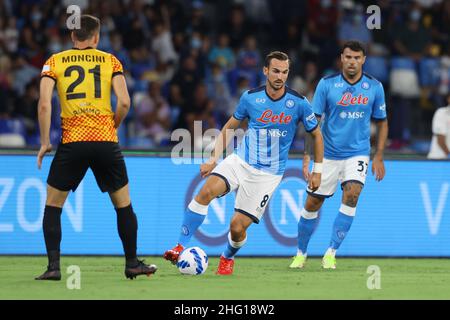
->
[211, 153, 282, 223]
[306, 155, 369, 198]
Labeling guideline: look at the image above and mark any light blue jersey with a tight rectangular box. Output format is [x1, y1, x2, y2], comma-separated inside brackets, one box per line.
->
[312, 73, 387, 159]
[233, 86, 318, 175]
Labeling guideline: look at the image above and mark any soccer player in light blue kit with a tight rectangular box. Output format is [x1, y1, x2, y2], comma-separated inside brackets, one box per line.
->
[290, 41, 388, 269]
[164, 51, 324, 275]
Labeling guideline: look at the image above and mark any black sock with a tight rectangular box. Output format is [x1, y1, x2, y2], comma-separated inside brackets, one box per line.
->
[115, 204, 138, 266]
[43, 205, 62, 270]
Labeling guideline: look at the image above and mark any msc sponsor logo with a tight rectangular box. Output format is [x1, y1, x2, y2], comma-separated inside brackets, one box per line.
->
[340, 111, 365, 119]
[334, 82, 344, 88]
[266, 129, 288, 137]
[256, 98, 266, 103]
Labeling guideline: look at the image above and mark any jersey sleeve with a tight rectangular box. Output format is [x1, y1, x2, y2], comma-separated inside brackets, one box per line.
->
[111, 55, 124, 77]
[233, 91, 249, 120]
[372, 82, 387, 120]
[311, 78, 328, 116]
[432, 108, 447, 135]
[41, 55, 56, 81]
[301, 98, 319, 132]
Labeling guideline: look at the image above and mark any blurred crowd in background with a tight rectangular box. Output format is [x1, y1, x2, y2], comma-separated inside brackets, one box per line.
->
[0, 0, 449, 154]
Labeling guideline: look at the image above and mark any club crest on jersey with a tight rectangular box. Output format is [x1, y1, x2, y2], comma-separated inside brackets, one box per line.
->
[257, 109, 292, 124]
[362, 82, 370, 89]
[337, 93, 369, 106]
[285, 99, 295, 108]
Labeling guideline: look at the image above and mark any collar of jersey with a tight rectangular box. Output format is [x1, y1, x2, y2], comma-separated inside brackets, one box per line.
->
[265, 86, 287, 102]
[341, 72, 363, 86]
[72, 47, 94, 50]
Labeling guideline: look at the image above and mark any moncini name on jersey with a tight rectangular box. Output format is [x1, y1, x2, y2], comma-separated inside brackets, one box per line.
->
[62, 54, 106, 64]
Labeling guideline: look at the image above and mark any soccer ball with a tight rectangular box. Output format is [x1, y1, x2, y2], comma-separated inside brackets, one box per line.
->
[176, 246, 208, 275]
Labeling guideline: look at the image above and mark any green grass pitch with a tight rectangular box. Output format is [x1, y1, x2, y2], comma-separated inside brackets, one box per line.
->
[1, 256, 450, 300]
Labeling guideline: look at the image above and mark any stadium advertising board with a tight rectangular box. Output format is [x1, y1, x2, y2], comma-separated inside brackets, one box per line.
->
[0, 155, 449, 256]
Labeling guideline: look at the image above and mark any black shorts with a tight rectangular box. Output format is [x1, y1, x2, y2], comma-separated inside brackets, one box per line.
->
[47, 142, 128, 193]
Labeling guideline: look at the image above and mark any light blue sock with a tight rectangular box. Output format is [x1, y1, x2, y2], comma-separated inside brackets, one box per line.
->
[330, 211, 354, 250]
[223, 243, 240, 259]
[223, 233, 247, 259]
[297, 215, 318, 254]
[178, 200, 208, 246]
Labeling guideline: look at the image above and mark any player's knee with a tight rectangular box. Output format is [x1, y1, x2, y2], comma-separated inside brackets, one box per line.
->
[343, 193, 360, 207]
[46, 186, 68, 207]
[112, 196, 131, 208]
[342, 187, 362, 207]
[196, 187, 216, 205]
[305, 195, 324, 211]
[229, 222, 246, 241]
[109, 185, 131, 208]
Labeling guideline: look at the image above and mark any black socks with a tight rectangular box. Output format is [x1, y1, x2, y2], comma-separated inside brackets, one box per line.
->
[115, 204, 138, 266]
[43, 205, 62, 270]
[43, 203, 139, 269]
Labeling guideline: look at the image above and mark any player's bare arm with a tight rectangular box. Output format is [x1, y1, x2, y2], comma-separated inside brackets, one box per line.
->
[372, 119, 388, 181]
[436, 134, 450, 155]
[37, 76, 56, 169]
[200, 116, 242, 178]
[112, 74, 131, 128]
[303, 115, 321, 181]
[308, 126, 324, 192]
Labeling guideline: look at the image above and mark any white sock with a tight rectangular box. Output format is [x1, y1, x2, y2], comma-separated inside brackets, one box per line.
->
[297, 249, 307, 256]
[325, 248, 336, 257]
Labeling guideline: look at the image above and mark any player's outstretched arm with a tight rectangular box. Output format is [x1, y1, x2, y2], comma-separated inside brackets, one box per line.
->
[308, 126, 324, 191]
[372, 119, 388, 181]
[37, 77, 55, 169]
[112, 74, 131, 128]
[200, 116, 241, 178]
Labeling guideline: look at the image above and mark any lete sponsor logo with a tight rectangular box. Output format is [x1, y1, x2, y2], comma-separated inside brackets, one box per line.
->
[337, 93, 369, 106]
[256, 110, 293, 124]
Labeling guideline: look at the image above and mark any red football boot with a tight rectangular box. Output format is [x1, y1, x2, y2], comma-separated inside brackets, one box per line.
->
[163, 244, 184, 264]
[216, 255, 234, 275]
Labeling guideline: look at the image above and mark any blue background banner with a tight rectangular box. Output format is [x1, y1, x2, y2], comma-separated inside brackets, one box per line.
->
[0, 155, 449, 256]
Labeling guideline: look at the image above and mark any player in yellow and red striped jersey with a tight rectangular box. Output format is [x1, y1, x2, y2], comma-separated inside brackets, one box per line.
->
[41, 41, 124, 143]
[36, 15, 157, 281]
